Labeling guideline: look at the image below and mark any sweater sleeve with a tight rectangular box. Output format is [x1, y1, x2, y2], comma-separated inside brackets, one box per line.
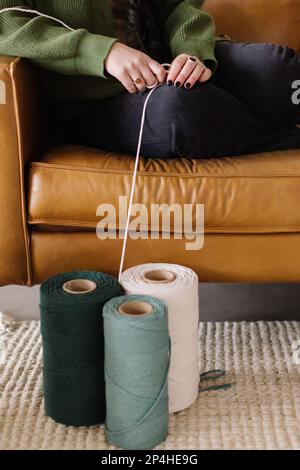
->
[0, 1, 118, 78]
[153, 0, 217, 71]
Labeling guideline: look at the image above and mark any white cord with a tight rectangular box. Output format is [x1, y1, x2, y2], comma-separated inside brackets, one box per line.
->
[118, 64, 172, 282]
[0, 6, 75, 31]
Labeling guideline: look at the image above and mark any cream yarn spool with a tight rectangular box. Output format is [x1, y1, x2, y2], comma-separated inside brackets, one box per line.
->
[120, 263, 200, 413]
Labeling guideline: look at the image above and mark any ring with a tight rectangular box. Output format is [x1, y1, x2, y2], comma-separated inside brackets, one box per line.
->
[134, 78, 143, 85]
[146, 80, 159, 90]
[189, 56, 198, 62]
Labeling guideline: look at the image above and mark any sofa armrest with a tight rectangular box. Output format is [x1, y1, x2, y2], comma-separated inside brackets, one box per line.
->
[0, 56, 43, 286]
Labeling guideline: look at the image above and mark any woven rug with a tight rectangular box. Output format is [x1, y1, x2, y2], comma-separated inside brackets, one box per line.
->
[1, 316, 300, 450]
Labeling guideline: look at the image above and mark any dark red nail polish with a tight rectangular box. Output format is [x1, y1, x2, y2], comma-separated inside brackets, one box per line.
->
[185, 83, 191, 89]
[175, 81, 181, 88]
[167, 80, 173, 86]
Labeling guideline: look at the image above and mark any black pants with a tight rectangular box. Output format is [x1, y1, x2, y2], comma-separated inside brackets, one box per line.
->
[55, 41, 300, 158]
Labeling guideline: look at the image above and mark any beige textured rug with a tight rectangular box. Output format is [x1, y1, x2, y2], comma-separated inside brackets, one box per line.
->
[1, 317, 300, 450]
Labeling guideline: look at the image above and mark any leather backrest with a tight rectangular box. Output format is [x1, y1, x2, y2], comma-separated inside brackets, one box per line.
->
[203, 0, 300, 52]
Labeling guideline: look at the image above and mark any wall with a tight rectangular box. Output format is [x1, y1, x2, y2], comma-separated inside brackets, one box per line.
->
[1, 284, 300, 322]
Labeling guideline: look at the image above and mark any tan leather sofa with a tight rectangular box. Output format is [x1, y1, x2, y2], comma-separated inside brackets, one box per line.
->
[1, 0, 300, 287]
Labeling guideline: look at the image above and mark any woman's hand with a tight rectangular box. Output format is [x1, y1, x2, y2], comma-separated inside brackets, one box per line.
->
[167, 54, 212, 89]
[104, 42, 167, 93]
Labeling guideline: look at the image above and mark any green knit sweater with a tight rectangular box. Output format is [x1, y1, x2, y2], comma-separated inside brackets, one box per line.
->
[0, 0, 217, 102]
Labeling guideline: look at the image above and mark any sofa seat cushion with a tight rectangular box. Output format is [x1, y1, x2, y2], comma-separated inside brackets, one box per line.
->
[28, 145, 300, 234]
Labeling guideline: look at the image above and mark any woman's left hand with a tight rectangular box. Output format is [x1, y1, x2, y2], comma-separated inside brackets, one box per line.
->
[167, 54, 212, 89]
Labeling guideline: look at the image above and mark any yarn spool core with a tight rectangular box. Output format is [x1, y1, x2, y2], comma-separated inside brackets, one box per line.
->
[118, 301, 153, 317]
[143, 269, 176, 284]
[63, 279, 97, 295]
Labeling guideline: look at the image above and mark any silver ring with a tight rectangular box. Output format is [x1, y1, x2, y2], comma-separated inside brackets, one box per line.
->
[146, 80, 159, 90]
[189, 56, 198, 63]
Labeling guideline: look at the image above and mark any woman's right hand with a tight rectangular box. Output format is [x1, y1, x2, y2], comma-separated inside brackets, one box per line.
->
[104, 42, 167, 93]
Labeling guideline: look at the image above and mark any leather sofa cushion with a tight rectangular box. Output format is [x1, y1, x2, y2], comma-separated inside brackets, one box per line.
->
[28, 145, 300, 234]
[31, 231, 300, 283]
[203, 0, 300, 52]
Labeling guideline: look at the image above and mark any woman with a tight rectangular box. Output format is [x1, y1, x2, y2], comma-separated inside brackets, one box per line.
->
[0, 0, 300, 158]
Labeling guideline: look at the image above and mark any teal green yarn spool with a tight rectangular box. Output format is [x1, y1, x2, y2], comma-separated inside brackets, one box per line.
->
[40, 271, 123, 427]
[103, 295, 170, 450]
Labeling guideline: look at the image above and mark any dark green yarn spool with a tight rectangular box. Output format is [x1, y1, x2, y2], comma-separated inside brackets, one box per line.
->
[40, 271, 123, 427]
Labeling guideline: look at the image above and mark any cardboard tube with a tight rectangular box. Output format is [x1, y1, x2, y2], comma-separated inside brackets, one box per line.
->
[63, 279, 97, 295]
[118, 300, 153, 317]
[143, 269, 177, 284]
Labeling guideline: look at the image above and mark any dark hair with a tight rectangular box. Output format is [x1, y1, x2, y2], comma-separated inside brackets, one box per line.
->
[127, 0, 165, 62]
